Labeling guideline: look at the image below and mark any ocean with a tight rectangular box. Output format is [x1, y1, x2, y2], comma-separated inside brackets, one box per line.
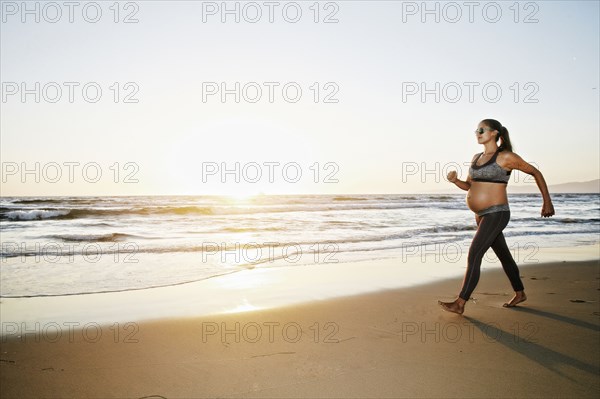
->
[1, 194, 598, 298]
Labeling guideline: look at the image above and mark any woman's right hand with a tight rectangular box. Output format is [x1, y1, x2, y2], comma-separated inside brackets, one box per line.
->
[447, 170, 458, 184]
[541, 201, 555, 217]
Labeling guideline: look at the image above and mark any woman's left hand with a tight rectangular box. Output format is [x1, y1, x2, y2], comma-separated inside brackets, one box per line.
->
[541, 201, 555, 217]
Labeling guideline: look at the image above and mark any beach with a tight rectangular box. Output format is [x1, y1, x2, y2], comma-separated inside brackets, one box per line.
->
[2, 247, 599, 398]
[3, 0, 600, 396]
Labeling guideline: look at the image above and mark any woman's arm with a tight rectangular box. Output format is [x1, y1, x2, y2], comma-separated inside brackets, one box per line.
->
[504, 152, 555, 217]
[447, 170, 471, 191]
[447, 154, 478, 192]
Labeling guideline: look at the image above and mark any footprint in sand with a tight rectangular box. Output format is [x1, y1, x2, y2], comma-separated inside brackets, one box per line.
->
[570, 299, 596, 303]
[530, 277, 549, 280]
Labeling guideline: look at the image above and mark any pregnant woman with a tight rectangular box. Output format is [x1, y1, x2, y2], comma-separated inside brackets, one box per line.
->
[438, 119, 555, 315]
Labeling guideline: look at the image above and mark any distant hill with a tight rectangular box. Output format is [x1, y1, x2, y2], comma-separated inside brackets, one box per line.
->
[508, 179, 600, 194]
[426, 179, 600, 194]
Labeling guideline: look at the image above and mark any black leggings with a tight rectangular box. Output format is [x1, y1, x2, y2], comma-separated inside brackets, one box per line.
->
[459, 210, 524, 301]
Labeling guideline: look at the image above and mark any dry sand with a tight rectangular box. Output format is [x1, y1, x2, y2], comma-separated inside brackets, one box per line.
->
[1, 258, 599, 398]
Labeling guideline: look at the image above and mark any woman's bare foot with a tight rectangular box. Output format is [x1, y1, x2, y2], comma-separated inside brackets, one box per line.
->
[438, 298, 466, 315]
[503, 291, 527, 308]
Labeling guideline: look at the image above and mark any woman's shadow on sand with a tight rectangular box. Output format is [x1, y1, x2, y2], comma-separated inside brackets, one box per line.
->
[510, 306, 600, 332]
[463, 309, 600, 382]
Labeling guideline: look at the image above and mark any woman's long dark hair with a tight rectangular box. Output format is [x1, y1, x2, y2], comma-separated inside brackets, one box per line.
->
[481, 119, 513, 152]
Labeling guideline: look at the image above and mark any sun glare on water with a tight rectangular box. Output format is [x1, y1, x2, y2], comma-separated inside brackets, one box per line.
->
[224, 189, 266, 203]
[224, 299, 261, 314]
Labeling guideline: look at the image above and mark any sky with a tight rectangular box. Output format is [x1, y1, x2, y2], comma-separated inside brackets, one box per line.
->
[1, 0, 599, 196]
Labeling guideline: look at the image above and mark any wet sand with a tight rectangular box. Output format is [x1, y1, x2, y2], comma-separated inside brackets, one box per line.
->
[1, 256, 599, 398]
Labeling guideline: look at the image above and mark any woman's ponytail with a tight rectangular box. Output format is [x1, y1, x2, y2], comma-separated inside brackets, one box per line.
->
[499, 126, 513, 152]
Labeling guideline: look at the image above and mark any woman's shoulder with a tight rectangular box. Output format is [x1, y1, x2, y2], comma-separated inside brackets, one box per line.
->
[497, 150, 523, 170]
[498, 149, 517, 160]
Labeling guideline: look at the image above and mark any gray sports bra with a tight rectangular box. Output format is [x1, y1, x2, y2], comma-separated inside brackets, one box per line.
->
[469, 148, 512, 184]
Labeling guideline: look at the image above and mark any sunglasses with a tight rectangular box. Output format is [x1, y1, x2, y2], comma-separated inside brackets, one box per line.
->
[475, 127, 495, 135]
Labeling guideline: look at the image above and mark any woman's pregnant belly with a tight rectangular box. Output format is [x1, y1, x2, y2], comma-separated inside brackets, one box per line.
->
[466, 181, 509, 213]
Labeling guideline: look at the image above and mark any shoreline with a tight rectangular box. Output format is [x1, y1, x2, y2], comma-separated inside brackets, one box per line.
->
[1, 243, 599, 330]
[1, 255, 599, 398]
